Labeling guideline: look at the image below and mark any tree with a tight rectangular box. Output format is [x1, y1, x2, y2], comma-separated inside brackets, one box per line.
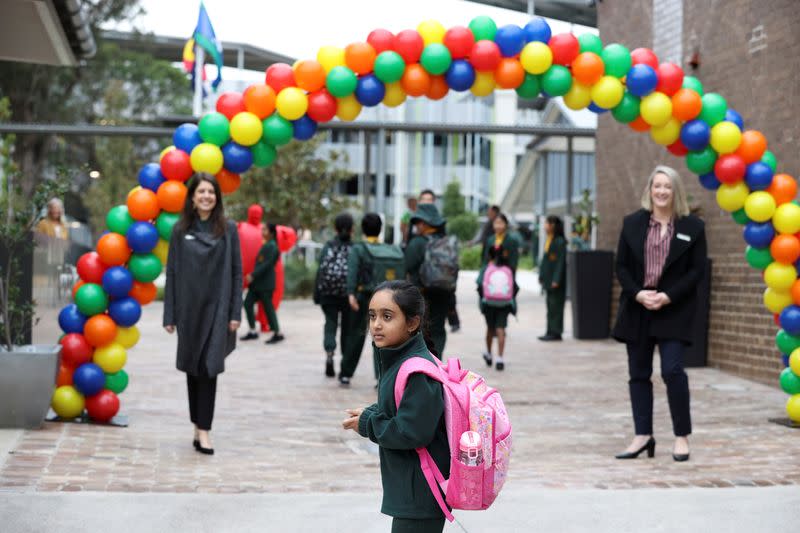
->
[442, 180, 466, 218]
[441, 180, 479, 242]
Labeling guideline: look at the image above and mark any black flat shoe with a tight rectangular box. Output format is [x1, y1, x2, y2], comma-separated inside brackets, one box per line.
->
[673, 453, 690, 462]
[495, 361, 505, 371]
[538, 334, 562, 342]
[240, 332, 259, 341]
[193, 439, 200, 450]
[265, 333, 285, 344]
[195, 445, 214, 455]
[339, 375, 351, 387]
[482, 352, 493, 367]
[325, 354, 335, 377]
[615, 437, 656, 459]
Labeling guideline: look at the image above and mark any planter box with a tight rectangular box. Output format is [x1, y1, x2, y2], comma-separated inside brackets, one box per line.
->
[567, 250, 614, 340]
[0, 345, 60, 428]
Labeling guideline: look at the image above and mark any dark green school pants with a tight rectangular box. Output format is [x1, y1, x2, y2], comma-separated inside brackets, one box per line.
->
[545, 286, 566, 336]
[244, 289, 279, 333]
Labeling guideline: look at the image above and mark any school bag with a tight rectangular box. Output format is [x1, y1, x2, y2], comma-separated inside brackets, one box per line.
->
[357, 242, 406, 294]
[481, 263, 514, 306]
[317, 240, 350, 297]
[419, 235, 460, 292]
[394, 357, 512, 522]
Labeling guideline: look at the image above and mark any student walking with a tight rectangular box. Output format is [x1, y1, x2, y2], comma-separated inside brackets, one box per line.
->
[242, 222, 284, 345]
[538, 215, 567, 341]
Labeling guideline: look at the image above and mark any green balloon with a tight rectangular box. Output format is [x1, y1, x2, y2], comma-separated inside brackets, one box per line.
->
[777, 329, 800, 356]
[105, 370, 129, 394]
[326, 66, 358, 97]
[469, 16, 497, 41]
[420, 44, 452, 76]
[698, 93, 727, 126]
[106, 205, 134, 235]
[75, 283, 108, 316]
[611, 93, 640, 123]
[156, 212, 180, 241]
[578, 33, 603, 55]
[541, 65, 573, 97]
[686, 147, 717, 175]
[682, 76, 704, 96]
[780, 367, 800, 395]
[198, 112, 231, 146]
[128, 253, 162, 283]
[601, 43, 631, 78]
[745, 245, 773, 270]
[252, 140, 277, 168]
[374, 51, 406, 83]
[515, 74, 541, 99]
[731, 208, 750, 225]
[762, 150, 777, 173]
[262, 115, 293, 146]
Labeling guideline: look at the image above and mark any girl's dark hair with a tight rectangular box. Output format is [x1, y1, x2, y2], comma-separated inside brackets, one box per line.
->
[494, 213, 509, 229]
[265, 222, 277, 236]
[361, 212, 382, 237]
[373, 280, 437, 356]
[334, 212, 354, 241]
[176, 173, 227, 238]
[488, 245, 509, 266]
[546, 214, 565, 239]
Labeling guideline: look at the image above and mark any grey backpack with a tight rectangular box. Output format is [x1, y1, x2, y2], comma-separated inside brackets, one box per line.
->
[419, 235, 459, 291]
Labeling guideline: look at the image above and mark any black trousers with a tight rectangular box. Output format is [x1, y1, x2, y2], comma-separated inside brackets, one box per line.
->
[391, 517, 445, 533]
[187, 373, 217, 431]
[626, 326, 692, 437]
[447, 291, 460, 327]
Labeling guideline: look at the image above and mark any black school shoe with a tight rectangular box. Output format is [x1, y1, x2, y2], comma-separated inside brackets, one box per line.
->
[537, 334, 562, 342]
[265, 333, 285, 344]
[339, 375, 351, 387]
[325, 353, 335, 378]
[240, 332, 259, 341]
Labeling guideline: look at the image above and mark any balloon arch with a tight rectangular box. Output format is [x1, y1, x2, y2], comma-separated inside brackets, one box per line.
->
[51, 16, 800, 423]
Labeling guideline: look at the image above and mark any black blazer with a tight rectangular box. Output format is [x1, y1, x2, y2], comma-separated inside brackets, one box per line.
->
[612, 209, 707, 344]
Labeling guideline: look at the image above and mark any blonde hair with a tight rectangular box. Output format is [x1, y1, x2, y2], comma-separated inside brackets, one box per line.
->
[640, 165, 690, 217]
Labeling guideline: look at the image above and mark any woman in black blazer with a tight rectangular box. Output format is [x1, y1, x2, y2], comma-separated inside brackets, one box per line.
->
[612, 165, 707, 462]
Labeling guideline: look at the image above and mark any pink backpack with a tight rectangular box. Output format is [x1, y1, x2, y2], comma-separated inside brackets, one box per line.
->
[394, 357, 512, 522]
[481, 263, 514, 304]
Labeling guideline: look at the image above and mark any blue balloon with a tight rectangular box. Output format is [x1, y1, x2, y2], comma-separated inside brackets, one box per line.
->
[58, 304, 87, 334]
[524, 17, 551, 43]
[699, 172, 721, 191]
[221, 142, 254, 174]
[101, 266, 134, 300]
[292, 116, 318, 141]
[743, 221, 775, 248]
[495, 25, 525, 57]
[780, 305, 800, 336]
[588, 103, 609, 114]
[108, 297, 142, 327]
[125, 222, 159, 254]
[73, 363, 106, 397]
[445, 60, 476, 92]
[138, 163, 165, 193]
[744, 161, 774, 191]
[724, 109, 744, 131]
[783, 354, 790, 368]
[355, 74, 385, 107]
[625, 64, 658, 97]
[173, 123, 202, 154]
[680, 120, 711, 151]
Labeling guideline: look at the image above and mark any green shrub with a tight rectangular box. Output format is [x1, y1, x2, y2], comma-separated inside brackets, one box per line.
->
[517, 253, 534, 271]
[459, 245, 483, 271]
[448, 212, 480, 242]
[283, 257, 317, 299]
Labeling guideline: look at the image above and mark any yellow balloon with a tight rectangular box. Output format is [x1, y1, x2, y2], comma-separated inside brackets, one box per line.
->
[790, 348, 800, 377]
[275, 88, 309, 121]
[115, 325, 140, 349]
[471, 71, 496, 97]
[639, 92, 673, 127]
[590, 76, 624, 109]
[520, 42, 553, 74]
[153, 238, 169, 265]
[786, 393, 800, 423]
[159, 145, 176, 161]
[336, 95, 362, 121]
[51, 385, 85, 419]
[773, 203, 800, 234]
[650, 118, 681, 146]
[716, 182, 749, 212]
[190, 143, 224, 174]
[765, 262, 797, 292]
[383, 82, 407, 107]
[744, 190, 777, 222]
[229, 112, 263, 146]
[764, 287, 793, 314]
[127, 185, 142, 199]
[317, 45, 346, 73]
[93, 342, 127, 374]
[709, 121, 742, 155]
[417, 20, 446, 46]
[563, 83, 592, 110]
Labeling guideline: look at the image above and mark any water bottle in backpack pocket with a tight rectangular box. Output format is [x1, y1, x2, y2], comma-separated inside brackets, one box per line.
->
[317, 241, 350, 297]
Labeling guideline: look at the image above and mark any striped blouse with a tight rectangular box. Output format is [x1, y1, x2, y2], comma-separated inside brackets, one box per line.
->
[643, 216, 674, 288]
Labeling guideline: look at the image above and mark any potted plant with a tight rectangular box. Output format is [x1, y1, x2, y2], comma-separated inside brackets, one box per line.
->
[0, 98, 69, 428]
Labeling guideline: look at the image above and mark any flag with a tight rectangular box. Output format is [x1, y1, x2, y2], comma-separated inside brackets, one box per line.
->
[183, 2, 223, 91]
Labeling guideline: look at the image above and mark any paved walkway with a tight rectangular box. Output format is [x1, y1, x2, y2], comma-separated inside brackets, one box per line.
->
[1, 271, 799, 531]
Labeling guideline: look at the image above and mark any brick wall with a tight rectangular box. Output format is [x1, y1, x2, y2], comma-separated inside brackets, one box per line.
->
[596, 0, 800, 385]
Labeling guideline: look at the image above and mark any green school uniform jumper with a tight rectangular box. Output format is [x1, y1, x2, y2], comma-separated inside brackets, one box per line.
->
[539, 234, 567, 336]
[244, 238, 280, 333]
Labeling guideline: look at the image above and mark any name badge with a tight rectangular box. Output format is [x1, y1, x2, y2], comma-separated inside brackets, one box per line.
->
[677, 233, 691, 242]
[185, 234, 196, 240]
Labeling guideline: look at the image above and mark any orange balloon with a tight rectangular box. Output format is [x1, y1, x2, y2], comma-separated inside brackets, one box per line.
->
[628, 116, 651, 132]
[735, 130, 767, 164]
[83, 314, 118, 347]
[767, 174, 798, 205]
[56, 363, 74, 387]
[401, 64, 431, 97]
[671, 88, 702, 121]
[216, 169, 241, 194]
[97, 233, 131, 266]
[494, 58, 525, 89]
[571, 52, 604, 86]
[127, 189, 160, 221]
[294, 60, 327, 92]
[426, 76, 449, 100]
[771, 234, 800, 264]
[72, 280, 85, 300]
[344, 42, 377, 75]
[243, 84, 276, 119]
[129, 281, 157, 305]
[156, 180, 187, 213]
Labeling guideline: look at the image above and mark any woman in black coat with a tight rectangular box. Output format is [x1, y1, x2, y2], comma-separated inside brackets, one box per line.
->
[613, 165, 707, 462]
[164, 174, 242, 455]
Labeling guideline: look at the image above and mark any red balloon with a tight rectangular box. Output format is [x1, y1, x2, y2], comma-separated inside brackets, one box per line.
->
[667, 139, 689, 157]
[548, 33, 580, 66]
[160, 149, 193, 182]
[60, 333, 93, 367]
[655, 63, 684, 96]
[443, 26, 475, 59]
[77, 252, 108, 284]
[265, 63, 296, 93]
[306, 89, 338, 123]
[215, 92, 246, 120]
[85, 390, 120, 423]
[394, 29, 424, 63]
[630, 47, 659, 69]
[367, 28, 395, 54]
[714, 154, 746, 184]
[276, 225, 298, 253]
[470, 40, 502, 71]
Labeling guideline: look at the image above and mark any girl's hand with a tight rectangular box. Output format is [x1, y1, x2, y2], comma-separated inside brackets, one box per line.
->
[342, 408, 364, 431]
[551, 282, 559, 289]
[348, 295, 359, 311]
[164, 325, 175, 334]
[229, 321, 240, 332]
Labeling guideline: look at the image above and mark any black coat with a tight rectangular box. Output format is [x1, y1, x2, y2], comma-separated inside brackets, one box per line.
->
[612, 209, 707, 344]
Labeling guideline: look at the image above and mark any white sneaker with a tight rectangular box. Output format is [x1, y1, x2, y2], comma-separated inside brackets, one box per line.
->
[481, 351, 492, 367]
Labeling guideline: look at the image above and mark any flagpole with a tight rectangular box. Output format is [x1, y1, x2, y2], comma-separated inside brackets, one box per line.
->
[192, 46, 205, 117]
